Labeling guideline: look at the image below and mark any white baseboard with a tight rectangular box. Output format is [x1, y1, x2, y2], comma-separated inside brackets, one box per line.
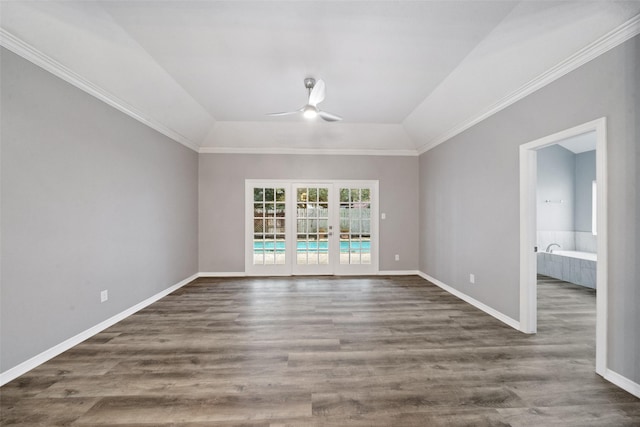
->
[604, 369, 640, 398]
[0, 273, 199, 386]
[198, 272, 246, 277]
[417, 271, 520, 330]
[378, 270, 420, 275]
[199, 271, 422, 277]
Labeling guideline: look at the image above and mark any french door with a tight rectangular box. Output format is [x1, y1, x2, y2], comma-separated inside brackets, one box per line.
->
[292, 184, 334, 275]
[245, 180, 378, 275]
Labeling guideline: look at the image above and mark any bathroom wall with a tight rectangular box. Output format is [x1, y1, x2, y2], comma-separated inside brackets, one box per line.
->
[575, 150, 597, 252]
[575, 150, 596, 231]
[536, 145, 596, 253]
[537, 144, 576, 251]
[537, 144, 576, 233]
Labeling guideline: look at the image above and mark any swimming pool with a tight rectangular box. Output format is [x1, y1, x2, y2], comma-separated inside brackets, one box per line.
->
[254, 241, 371, 252]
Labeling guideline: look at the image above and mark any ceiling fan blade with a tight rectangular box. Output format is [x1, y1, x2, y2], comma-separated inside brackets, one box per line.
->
[266, 110, 300, 116]
[318, 110, 342, 122]
[308, 79, 326, 106]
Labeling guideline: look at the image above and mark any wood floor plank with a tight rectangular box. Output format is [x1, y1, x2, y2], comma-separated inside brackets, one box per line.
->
[497, 403, 640, 427]
[1, 275, 638, 426]
[0, 397, 99, 426]
[76, 394, 312, 424]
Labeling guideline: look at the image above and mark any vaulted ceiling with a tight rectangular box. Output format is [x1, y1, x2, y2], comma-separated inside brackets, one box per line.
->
[1, 1, 639, 154]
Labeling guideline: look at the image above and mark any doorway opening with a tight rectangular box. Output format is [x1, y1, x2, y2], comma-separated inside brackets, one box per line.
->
[519, 117, 607, 376]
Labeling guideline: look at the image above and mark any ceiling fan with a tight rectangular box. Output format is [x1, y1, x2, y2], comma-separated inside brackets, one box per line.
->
[267, 78, 342, 122]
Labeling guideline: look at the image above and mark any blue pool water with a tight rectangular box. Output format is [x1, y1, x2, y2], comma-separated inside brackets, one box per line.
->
[254, 241, 370, 252]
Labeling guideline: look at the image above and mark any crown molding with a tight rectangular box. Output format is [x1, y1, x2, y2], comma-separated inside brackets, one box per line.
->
[416, 13, 640, 155]
[0, 28, 201, 153]
[199, 146, 418, 156]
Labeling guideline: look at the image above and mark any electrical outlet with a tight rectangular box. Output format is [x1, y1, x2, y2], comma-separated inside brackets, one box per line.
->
[381, 213, 386, 220]
[100, 290, 108, 303]
[469, 274, 475, 284]
[395, 254, 400, 261]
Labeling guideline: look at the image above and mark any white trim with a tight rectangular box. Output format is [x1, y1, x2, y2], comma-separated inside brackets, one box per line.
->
[0, 273, 199, 386]
[519, 143, 538, 334]
[197, 272, 246, 277]
[604, 369, 640, 399]
[594, 120, 608, 376]
[378, 270, 420, 276]
[519, 117, 608, 376]
[417, 15, 640, 154]
[200, 271, 423, 277]
[0, 29, 201, 153]
[199, 271, 425, 277]
[200, 146, 418, 157]
[592, 180, 598, 236]
[417, 271, 521, 331]
[244, 273, 292, 277]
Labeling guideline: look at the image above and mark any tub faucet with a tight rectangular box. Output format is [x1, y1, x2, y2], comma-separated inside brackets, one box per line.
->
[546, 243, 561, 253]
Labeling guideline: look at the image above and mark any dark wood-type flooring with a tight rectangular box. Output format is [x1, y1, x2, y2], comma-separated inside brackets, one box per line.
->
[1, 275, 639, 426]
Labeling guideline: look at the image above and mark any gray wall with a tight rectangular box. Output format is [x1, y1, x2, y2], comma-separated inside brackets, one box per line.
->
[199, 154, 419, 272]
[575, 150, 596, 232]
[537, 144, 576, 231]
[0, 49, 199, 372]
[418, 35, 639, 382]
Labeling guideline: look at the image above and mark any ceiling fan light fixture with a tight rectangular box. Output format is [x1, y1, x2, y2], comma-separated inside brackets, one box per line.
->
[267, 78, 341, 122]
[303, 105, 318, 119]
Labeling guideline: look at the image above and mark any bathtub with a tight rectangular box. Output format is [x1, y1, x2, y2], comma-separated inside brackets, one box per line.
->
[537, 250, 597, 289]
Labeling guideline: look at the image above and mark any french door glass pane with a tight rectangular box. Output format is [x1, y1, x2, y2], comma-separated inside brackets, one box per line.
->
[296, 187, 330, 265]
[339, 187, 371, 265]
[253, 187, 286, 265]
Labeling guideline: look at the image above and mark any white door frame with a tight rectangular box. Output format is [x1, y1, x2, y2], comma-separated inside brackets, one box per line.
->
[245, 179, 379, 276]
[519, 117, 607, 376]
